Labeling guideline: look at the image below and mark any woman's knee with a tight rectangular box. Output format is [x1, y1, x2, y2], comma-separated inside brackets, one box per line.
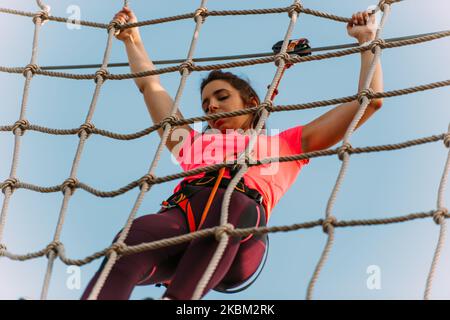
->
[218, 238, 267, 288]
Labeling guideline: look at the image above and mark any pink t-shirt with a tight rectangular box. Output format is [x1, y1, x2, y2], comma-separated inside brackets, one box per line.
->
[173, 126, 310, 222]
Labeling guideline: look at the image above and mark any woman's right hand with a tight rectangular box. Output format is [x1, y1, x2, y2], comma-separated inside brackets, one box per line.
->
[113, 6, 140, 42]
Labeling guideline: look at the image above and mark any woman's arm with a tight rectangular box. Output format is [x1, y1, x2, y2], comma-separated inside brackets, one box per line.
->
[114, 7, 192, 154]
[301, 10, 384, 154]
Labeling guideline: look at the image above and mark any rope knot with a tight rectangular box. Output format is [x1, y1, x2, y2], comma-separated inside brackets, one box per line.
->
[274, 52, 291, 67]
[78, 122, 96, 139]
[32, 9, 49, 25]
[215, 223, 235, 241]
[378, 0, 393, 12]
[179, 60, 195, 75]
[62, 178, 79, 195]
[443, 133, 450, 148]
[12, 119, 30, 136]
[0, 243, 7, 256]
[433, 208, 448, 225]
[288, 2, 303, 18]
[138, 174, 157, 190]
[322, 216, 337, 234]
[107, 242, 127, 256]
[337, 142, 353, 161]
[45, 240, 63, 259]
[2, 178, 19, 195]
[369, 38, 386, 54]
[107, 19, 122, 34]
[357, 88, 375, 104]
[259, 101, 273, 113]
[161, 115, 180, 129]
[23, 63, 40, 77]
[94, 68, 109, 84]
[194, 7, 208, 23]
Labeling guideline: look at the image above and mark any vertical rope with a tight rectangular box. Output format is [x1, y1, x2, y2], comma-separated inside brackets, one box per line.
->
[87, 0, 209, 300]
[35, 0, 50, 12]
[191, 0, 302, 300]
[424, 123, 450, 300]
[39, 21, 116, 301]
[0, 2, 49, 261]
[306, 0, 392, 300]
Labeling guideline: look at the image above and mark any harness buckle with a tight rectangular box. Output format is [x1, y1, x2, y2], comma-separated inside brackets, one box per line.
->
[160, 200, 177, 209]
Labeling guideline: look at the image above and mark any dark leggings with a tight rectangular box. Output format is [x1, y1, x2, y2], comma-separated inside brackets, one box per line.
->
[80, 184, 267, 300]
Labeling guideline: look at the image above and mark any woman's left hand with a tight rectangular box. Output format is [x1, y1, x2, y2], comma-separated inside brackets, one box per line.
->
[347, 10, 377, 43]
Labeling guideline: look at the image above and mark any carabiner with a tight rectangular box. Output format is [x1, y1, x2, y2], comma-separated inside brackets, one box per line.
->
[160, 200, 177, 209]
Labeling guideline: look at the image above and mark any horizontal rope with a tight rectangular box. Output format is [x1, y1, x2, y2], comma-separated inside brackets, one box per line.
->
[0, 7, 109, 29]
[1, 132, 447, 197]
[1, 79, 448, 140]
[1, 28, 447, 81]
[0, 4, 354, 32]
[37, 30, 446, 71]
[1, 207, 447, 266]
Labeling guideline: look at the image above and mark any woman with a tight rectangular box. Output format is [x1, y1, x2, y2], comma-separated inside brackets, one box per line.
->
[81, 6, 383, 300]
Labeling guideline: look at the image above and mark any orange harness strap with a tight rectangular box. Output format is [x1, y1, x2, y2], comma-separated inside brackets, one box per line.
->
[197, 166, 226, 230]
[177, 197, 196, 233]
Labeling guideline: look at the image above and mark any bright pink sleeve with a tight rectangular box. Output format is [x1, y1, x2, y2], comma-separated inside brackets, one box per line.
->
[277, 125, 310, 166]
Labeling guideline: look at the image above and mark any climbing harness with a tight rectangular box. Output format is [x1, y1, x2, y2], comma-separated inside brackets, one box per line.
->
[160, 166, 263, 233]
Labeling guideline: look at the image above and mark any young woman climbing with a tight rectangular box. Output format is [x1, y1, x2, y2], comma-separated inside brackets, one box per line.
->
[81, 6, 383, 300]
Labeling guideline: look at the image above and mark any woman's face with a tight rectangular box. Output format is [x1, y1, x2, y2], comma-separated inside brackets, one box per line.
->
[201, 80, 254, 133]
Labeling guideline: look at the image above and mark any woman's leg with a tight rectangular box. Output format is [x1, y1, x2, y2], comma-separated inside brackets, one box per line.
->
[162, 187, 266, 300]
[80, 207, 189, 300]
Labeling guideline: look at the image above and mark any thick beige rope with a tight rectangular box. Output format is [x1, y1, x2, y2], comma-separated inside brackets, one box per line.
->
[1, 79, 449, 142]
[0, 0, 50, 293]
[87, 0, 209, 300]
[0, 80, 450, 144]
[424, 123, 450, 299]
[39, 19, 117, 302]
[2, 208, 448, 266]
[306, 0, 392, 300]
[0, 132, 447, 198]
[0, 3, 354, 31]
[1, 28, 448, 81]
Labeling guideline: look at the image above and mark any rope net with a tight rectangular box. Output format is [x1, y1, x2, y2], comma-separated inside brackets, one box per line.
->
[0, 0, 449, 300]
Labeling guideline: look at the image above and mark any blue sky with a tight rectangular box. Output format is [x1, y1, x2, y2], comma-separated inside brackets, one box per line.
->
[0, 0, 449, 300]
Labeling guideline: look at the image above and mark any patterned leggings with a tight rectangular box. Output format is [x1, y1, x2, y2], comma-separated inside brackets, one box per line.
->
[80, 184, 267, 300]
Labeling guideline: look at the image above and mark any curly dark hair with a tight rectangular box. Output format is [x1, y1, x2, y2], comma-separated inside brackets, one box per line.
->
[200, 70, 266, 131]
